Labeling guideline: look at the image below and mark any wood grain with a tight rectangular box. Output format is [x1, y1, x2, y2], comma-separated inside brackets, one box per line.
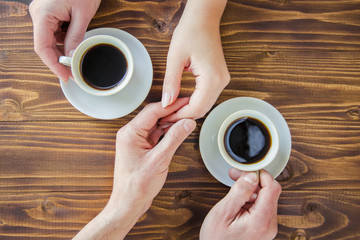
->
[1, 50, 359, 121]
[0, 0, 360, 239]
[0, 120, 359, 192]
[0, 190, 359, 239]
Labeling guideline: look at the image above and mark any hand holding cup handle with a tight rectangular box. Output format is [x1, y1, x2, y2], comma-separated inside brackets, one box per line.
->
[58, 35, 134, 97]
[59, 56, 72, 67]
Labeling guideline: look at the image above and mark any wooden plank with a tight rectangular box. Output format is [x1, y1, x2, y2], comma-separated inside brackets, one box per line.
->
[1, 50, 359, 121]
[0, 120, 359, 192]
[1, 1, 360, 51]
[0, 190, 358, 239]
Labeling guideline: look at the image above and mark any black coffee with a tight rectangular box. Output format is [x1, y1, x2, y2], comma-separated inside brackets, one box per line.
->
[80, 43, 127, 90]
[224, 117, 271, 164]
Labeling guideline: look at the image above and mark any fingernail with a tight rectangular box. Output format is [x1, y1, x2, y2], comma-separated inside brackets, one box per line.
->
[242, 172, 259, 185]
[160, 123, 172, 129]
[183, 120, 191, 132]
[162, 92, 170, 108]
[183, 120, 195, 132]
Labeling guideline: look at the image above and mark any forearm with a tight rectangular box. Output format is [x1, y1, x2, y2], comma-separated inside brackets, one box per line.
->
[73, 200, 146, 240]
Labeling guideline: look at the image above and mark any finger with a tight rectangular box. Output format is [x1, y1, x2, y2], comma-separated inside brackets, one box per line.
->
[161, 47, 188, 108]
[151, 119, 196, 163]
[32, 14, 71, 81]
[130, 98, 190, 131]
[54, 29, 66, 44]
[215, 172, 259, 222]
[63, 11, 92, 55]
[249, 170, 282, 216]
[229, 168, 245, 181]
[148, 128, 165, 146]
[161, 81, 221, 122]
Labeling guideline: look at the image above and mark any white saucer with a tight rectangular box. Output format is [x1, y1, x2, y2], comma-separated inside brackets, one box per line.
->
[60, 28, 153, 119]
[199, 97, 292, 187]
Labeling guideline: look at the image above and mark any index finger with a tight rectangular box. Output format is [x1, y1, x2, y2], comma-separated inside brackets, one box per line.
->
[32, 15, 70, 80]
[129, 98, 190, 131]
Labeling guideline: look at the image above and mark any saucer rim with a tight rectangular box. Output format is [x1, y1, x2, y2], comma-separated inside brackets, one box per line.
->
[60, 27, 153, 119]
[199, 97, 292, 187]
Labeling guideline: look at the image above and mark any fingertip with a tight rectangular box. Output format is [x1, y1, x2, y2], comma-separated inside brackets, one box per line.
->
[183, 119, 196, 133]
[241, 171, 259, 186]
[259, 169, 275, 187]
[161, 92, 171, 108]
[228, 168, 245, 181]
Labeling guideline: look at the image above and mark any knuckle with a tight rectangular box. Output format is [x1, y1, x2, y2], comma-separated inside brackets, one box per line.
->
[232, 179, 253, 195]
[116, 125, 133, 140]
[66, 34, 84, 48]
[33, 44, 41, 56]
[257, 216, 277, 238]
[116, 127, 125, 140]
[185, 106, 207, 119]
[209, 70, 231, 88]
[272, 180, 282, 196]
[142, 102, 158, 114]
[143, 102, 156, 110]
[223, 72, 231, 86]
[29, 1, 37, 15]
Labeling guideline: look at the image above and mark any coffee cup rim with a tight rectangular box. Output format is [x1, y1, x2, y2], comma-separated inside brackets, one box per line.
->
[70, 35, 134, 97]
[217, 110, 280, 171]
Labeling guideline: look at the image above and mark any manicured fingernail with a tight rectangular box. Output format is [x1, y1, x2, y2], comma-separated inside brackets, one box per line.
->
[242, 172, 259, 185]
[162, 92, 170, 108]
[160, 123, 172, 129]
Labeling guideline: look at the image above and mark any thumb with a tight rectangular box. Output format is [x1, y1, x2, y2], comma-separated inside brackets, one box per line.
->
[216, 172, 259, 222]
[152, 119, 196, 161]
[63, 11, 92, 55]
[162, 50, 187, 108]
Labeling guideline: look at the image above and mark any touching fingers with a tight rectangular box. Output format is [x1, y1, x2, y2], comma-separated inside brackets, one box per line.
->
[130, 98, 190, 131]
[161, 79, 223, 122]
[161, 46, 188, 108]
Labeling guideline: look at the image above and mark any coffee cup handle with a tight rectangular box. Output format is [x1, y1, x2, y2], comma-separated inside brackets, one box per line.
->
[59, 56, 72, 67]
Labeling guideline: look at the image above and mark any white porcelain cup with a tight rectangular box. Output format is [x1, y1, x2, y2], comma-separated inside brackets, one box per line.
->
[59, 35, 133, 97]
[218, 110, 279, 172]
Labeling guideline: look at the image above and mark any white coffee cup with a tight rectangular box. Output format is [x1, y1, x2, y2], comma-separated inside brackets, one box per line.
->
[59, 35, 134, 97]
[218, 110, 279, 171]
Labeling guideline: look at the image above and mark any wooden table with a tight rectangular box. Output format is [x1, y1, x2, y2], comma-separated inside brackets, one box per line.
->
[1, 0, 360, 239]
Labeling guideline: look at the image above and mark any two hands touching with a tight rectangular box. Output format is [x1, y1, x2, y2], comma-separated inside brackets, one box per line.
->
[30, 0, 281, 239]
[73, 100, 281, 240]
[29, 0, 230, 119]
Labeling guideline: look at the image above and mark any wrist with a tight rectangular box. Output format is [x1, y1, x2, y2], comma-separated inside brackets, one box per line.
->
[106, 195, 150, 221]
[181, 0, 227, 25]
[72, 198, 147, 240]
